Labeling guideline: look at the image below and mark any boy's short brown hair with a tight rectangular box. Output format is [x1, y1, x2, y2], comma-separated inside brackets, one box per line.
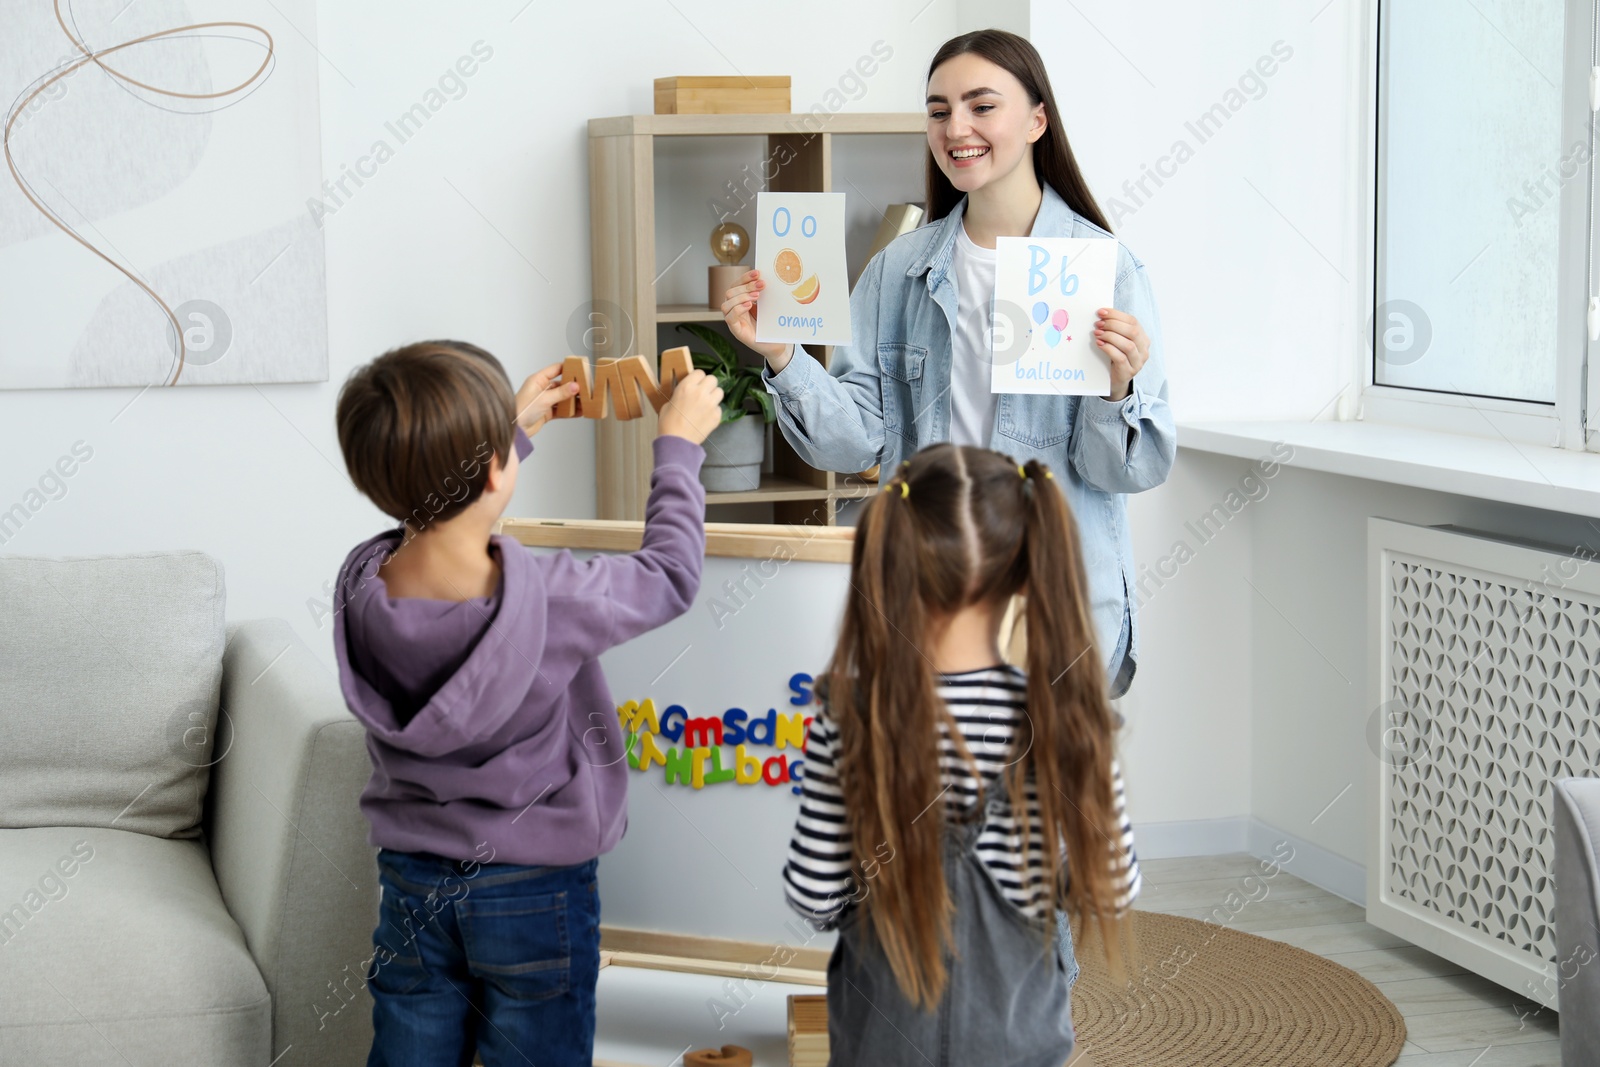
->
[336, 340, 515, 530]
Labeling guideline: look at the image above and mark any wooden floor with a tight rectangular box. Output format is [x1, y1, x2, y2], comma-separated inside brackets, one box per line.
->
[1134, 853, 1562, 1066]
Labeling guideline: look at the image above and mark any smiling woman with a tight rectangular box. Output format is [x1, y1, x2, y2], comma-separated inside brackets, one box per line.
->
[720, 29, 1174, 697]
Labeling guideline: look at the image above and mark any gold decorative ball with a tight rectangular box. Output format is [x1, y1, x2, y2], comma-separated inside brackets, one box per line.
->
[710, 221, 748, 266]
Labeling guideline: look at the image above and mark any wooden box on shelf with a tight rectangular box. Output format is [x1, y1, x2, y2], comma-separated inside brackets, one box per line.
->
[653, 76, 791, 115]
[587, 111, 924, 526]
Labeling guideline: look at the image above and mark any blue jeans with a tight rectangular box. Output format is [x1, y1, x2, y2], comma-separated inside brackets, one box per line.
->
[1056, 910, 1082, 989]
[366, 849, 601, 1067]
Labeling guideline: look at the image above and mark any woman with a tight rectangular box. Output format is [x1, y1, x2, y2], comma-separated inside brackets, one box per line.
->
[723, 28, 1174, 701]
[723, 27, 1174, 996]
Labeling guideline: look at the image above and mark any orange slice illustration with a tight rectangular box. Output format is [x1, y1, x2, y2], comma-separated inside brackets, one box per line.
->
[792, 274, 821, 304]
[774, 248, 803, 284]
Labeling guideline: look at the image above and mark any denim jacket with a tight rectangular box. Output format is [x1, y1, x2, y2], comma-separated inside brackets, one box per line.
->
[761, 184, 1176, 694]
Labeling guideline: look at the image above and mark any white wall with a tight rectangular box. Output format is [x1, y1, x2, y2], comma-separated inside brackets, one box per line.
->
[1035, 0, 1600, 890]
[957, 0, 1029, 38]
[0, 1, 963, 671]
[1033, 0, 1365, 424]
[1029, 0, 1374, 834]
[1116, 452, 1257, 826]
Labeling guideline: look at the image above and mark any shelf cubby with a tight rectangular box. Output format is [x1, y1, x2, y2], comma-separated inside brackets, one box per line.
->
[587, 111, 924, 525]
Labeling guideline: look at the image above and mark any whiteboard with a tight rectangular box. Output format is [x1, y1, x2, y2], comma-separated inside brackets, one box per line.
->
[532, 546, 850, 947]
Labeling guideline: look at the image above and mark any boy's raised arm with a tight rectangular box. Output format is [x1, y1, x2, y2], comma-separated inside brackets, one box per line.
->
[541, 371, 724, 655]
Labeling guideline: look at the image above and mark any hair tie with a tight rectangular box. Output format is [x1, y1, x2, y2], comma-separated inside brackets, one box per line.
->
[900, 481, 910, 499]
[1018, 465, 1027, 479]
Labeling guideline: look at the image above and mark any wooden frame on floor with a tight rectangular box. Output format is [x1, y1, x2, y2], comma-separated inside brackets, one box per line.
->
[594, 926, 827, 1067]
[598, 924, 828, 985]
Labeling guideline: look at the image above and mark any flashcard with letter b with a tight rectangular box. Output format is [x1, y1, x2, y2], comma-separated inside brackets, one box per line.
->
[754, 192, 852, 346]
[991, 237, 1117, 396]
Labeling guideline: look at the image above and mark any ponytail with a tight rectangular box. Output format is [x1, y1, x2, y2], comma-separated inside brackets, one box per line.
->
[1015, 457, 1132, 974]
[829, 463, 963, 1011]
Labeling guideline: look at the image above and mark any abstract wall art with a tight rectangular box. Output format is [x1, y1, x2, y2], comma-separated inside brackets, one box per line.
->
[1, 0, 328, 388]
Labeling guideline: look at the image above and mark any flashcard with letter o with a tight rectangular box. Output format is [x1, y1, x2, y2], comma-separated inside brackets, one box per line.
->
[754, 191, 852, 346]
[991, 237, 1117, 396]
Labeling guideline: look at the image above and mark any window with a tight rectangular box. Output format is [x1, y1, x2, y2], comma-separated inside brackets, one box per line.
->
[1372, 0, 1594, 449]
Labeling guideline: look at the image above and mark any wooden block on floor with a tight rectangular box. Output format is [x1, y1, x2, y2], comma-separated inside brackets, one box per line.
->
[787, 993, 828, 1067]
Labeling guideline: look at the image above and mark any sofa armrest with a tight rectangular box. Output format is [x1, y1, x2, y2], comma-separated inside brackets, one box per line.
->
[209, 618, 378, 1066]
[1555, 777, 1600, 1065]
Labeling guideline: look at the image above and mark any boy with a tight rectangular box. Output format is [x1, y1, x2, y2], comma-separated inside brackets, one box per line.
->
[330, 339, 722, 1066]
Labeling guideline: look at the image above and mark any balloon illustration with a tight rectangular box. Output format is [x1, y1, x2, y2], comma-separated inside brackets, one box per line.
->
[1032, 301, 1049, 325]
[1051, 308, 1069, 331]
[1045, 326, 1062, 347]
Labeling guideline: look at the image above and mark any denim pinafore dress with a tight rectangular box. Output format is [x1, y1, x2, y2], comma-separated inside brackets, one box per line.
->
[824, 771, 1075, 1067]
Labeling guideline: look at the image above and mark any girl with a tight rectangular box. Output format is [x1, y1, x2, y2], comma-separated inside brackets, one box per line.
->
[782, 444, 1140, 1066]
[723, 28, 1175, 703]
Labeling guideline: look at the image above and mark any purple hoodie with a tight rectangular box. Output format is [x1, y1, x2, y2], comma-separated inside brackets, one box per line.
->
[332, 432, 706, 866]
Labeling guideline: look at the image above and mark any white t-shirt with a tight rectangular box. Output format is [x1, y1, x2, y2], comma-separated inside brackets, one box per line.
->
[948, 222, 998, 447]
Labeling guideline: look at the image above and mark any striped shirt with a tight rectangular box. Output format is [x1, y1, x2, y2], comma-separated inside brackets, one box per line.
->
[782, 665, 1141, 930]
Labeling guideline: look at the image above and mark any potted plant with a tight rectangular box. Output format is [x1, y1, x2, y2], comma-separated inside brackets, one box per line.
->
[675, 323, 776, 492]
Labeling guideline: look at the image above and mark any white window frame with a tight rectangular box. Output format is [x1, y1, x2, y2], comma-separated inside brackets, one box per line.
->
[1360, 0, 1595, 452]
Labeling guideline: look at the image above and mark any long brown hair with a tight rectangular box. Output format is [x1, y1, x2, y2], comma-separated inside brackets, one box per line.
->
[924, 29, 1111, 231]
[825, 444, 1131, 1010]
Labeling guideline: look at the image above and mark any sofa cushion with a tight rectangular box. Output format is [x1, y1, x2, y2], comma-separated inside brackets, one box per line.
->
[1556, 778, 1600, 1057]
[0, 826, 270, 1064]
[0, 551, 225, 838]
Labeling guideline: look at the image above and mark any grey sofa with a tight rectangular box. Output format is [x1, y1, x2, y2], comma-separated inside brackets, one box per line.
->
[0, 551, 379, 1066]
[1558, 777, 1600, 1065]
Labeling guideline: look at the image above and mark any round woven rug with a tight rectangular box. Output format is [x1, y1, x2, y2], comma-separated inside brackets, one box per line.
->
[1071, 911, 1407, 1067]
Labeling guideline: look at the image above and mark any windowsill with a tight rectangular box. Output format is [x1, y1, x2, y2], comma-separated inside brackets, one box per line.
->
[1177, 419, 1600, 519]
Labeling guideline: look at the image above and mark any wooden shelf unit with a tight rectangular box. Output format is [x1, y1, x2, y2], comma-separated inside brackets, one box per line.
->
[587, 111, 925, 524]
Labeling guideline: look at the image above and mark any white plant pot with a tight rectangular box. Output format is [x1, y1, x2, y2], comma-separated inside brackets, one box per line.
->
[699, 415, 766, 492]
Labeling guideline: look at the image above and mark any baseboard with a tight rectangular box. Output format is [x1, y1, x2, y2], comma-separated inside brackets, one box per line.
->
[1246, 817, 1366, 907]
[1134, 816, 1367, 908]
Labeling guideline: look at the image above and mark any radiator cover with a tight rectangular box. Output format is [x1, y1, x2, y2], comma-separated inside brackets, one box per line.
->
[1367, 519, 1600, 1011]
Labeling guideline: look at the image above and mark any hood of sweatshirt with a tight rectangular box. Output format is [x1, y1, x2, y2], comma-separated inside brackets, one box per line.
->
[332, 528, 548, 760]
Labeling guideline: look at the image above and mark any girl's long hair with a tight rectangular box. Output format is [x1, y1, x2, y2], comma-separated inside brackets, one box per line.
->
[924, 29, 1112, 232]
[825, 444, 1130, 1010]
